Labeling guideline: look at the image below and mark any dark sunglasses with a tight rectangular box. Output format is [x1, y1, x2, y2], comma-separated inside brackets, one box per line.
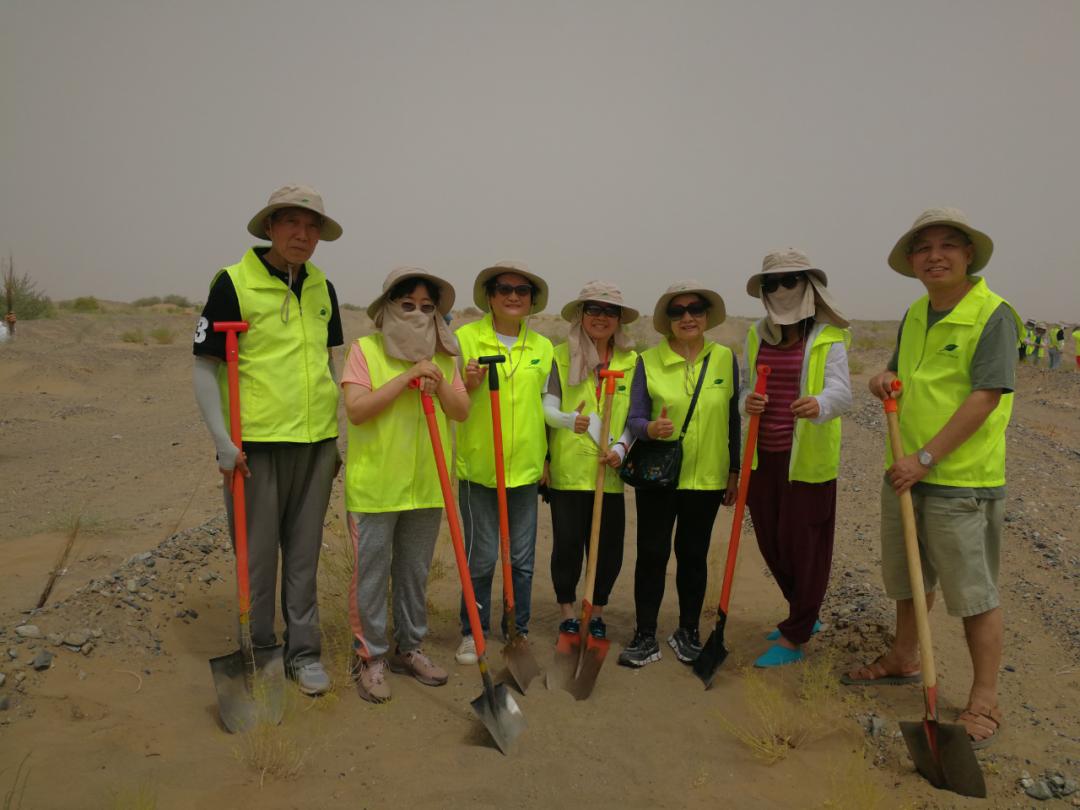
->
[582, 303, 621, 318]
[666, 301, 709, 319]
[493, 283, 533, 298]
[761, 273, 806, 295]
[400, 301, 436, 314]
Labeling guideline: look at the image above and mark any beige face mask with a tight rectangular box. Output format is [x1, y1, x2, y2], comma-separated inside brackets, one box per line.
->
[378, 301, 460, 362]
[763, 278, 816, 326]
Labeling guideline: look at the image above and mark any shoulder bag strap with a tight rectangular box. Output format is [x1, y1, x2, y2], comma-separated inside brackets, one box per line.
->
[677, 351, 711, 440]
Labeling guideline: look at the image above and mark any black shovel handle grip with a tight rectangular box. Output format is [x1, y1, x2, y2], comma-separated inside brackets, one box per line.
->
[477, 355, 506, 391]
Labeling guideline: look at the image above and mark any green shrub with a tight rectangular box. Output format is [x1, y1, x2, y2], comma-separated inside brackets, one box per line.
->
[132, 296, 162, 307]
[70, 296, 101, 312]
[162, 294, 193, 308]
[149, 327, 174, 345]
[4, 270, 55, 320]
[120, 328, 145, 344]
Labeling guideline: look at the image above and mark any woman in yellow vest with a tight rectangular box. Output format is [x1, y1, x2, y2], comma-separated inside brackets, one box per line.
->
[341, 268, 469, 703]
[1074, 325, 1080, 370]
[453, 262, 554, 665]
[618, 281, 740, 668]
[1048, 323, 1065, 371]
[741, 249, 852, 668]
[544, 281, 639, 640]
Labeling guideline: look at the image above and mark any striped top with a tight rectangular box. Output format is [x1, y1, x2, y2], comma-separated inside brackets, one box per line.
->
[757, 339, 804, 453]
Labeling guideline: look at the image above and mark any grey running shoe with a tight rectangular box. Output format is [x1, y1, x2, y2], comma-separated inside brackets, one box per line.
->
[617, 631, 661, 668]
[294, 661, 331, 696]
[667, 627, 703, 664]
[389, 648, 448, 686]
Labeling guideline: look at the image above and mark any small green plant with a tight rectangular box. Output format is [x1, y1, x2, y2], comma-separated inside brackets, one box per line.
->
[70, 296, 101, 312]
[149, 326, 174, 345]
[120, 328, 145, 344]
[234, 715, 309, 786]
[3, 255, 54, 321]
[131, 296, 162, 307]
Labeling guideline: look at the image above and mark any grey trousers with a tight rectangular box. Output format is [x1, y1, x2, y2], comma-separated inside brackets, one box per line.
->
[224, 439, 337, 671]
[348, 509, 442, 661]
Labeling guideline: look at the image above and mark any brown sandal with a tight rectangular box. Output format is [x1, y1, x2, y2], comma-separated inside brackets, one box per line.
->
[959, 706, 1002, 750]
[840, 655, 922, 686]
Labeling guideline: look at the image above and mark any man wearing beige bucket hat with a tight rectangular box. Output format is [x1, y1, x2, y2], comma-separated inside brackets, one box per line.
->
[193, 184, 344, 696]
[341, 268, 469, 702]
[844, 207, 1022, 750]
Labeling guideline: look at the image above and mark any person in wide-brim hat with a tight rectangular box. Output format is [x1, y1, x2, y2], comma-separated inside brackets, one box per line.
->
[247, 184, 343, 242]
[887, 207, 992, 277]
[650, 281, 725, 334]
[472, 261, 549, 314]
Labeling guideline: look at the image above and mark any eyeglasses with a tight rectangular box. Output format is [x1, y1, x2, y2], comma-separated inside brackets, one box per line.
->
[400, 301, 436, 314]
[666, 301, 709, 319]
[582, 303, 621, 318]
[493, 283, 533, 298]
[761, 273, 806, 295]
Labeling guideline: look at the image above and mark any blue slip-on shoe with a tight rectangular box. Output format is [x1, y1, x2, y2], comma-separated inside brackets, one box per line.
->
[753, 644, 805, 668]
[765, 620, 824, 642]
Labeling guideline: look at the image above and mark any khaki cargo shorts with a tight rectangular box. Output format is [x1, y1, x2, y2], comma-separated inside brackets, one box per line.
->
[879, 478, 1003, 617]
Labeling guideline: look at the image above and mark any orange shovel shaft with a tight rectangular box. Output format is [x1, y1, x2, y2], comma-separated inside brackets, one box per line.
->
[488, 390, 515, 614]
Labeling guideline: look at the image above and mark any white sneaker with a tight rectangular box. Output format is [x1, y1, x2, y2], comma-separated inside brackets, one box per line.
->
[455, 635, 478, 665]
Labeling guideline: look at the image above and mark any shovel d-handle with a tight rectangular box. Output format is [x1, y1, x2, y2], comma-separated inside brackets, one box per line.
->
[882, 378, 938, 703]
[477, 354, 506, 391]
[213, 321, 252, 643]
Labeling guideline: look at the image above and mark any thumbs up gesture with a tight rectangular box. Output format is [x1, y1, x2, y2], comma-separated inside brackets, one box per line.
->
[572, 400, 590, 434]
[649, 405, 675, 439]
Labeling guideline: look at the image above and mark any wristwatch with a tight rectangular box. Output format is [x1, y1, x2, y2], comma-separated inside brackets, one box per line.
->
[917, 448, 936, 468]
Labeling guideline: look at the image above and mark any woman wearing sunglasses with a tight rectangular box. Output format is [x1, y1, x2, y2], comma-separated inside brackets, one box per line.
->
[543, 282, 640, 640]
[619, 281, 741, 668]
[742, 249, 851, 668]
[341, 267, 470, 702]
[452, 262, 554, 665]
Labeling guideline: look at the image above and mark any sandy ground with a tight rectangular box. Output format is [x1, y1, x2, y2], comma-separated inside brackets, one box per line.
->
[0, 306, 1078, 809]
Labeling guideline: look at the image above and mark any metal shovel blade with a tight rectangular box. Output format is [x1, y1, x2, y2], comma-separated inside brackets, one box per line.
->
[471, 679, 526, 754]
[501, 635, 541, 694]
[209, 645, 285, 734]
[692, 623, 729, 688]
[900, 719, 986, 798]
[546, 630, 581, 691]
[563, 636, 609, 701]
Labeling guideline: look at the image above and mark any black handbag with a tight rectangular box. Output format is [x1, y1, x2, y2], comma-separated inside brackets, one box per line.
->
[619, 353, 710, 490]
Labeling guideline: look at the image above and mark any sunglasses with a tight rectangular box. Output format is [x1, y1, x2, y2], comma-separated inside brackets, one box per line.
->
[761, 273, 806, 295]
[583, 303, 621, 318]
[493, 283, 533, 298]
[400, 301, 436, 314]
[666, 301, 709, 319]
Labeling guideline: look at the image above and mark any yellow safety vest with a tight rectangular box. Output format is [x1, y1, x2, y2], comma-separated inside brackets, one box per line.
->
[548, 343, 637, 493]
[455, 314, 554, 488]
[890, 277, 1022, 487]
[215, 249, 338, 443]
[1049, 326, 1064, 351]
[745, 322, 850, 483]
[640, 339, 733, 490]
[1073, 328, 1080, 357]
[1023, 327, 1035, 356]
[344, 334, 455, 513]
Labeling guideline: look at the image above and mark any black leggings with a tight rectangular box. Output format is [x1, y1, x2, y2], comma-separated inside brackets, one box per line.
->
[633, 488, 724, 635]
[549, 489, 625, 607]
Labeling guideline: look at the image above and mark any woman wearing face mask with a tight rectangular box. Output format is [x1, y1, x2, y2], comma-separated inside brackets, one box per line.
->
[341, 267, 470, 703]
[620, 281, 741, 668]
[544, 282, 639, 640]
[742, 249, 851, 668]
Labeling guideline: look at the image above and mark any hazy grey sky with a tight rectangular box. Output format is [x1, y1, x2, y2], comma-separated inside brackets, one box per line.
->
[2, 1, 1078, 320]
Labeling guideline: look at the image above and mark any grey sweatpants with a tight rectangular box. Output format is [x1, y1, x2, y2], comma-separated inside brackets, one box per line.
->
[348, 509, 442, 661]
[224, 439, 337, 672]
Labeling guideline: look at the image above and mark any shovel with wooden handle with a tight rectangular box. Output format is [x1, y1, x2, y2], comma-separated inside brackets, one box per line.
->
[208, 321, 285, 734]
[884, 379, 986, 798]
[476, 354, 542, 693]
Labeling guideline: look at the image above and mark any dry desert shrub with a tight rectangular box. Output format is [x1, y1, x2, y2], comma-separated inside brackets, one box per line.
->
[120, 328, 145, 344]
[317, 507, 357, 694]
[1, 753, 31, 810]
[821, 746, 895, 810]
[107, 783, 158, 810]
[233, 686, 312, 786]
[149, 326, 174, 345]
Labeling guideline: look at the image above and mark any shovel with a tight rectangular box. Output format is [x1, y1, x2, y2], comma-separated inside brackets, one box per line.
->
[476, 354, 542, 693]
[548, 368, 624, 699]
[415, 383, 526, 754]
[208, 321, 285, 734]
[883, 380, 986, 798]
[693, 364, 771, 687]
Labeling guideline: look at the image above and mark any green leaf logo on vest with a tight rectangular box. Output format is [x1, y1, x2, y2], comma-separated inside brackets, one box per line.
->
[530, 358, 540, 365]
[320, 308, 327, 316]
[938, 343, 961, 356]
[713, 378, 724, 384]
[617, 384, 626, 391]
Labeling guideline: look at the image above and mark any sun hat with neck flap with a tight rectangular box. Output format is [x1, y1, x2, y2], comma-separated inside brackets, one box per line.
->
[651, 280, 726, 334]
[887, 207, 993, 277]
[472, 261, 549, 314]
[366, 266, 456, 320]
[560, 280, 640, 324]
[746, 248, 829, 298]
[247, 184, 343, 242]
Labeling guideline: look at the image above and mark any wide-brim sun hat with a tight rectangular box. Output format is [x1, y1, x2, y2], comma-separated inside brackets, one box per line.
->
[652, 280, 726, 334]
[559, 280, 640, 324]
[887, 207, 992, 277]
[746, 248, 829, 298]
[367, 266, 456, 320]
[472, 261, 549, 313]
[247, 184, 343, 242]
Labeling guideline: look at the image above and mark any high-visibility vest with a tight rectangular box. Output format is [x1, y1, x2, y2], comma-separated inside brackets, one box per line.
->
[1049, 326, 1064, 351]
[454, 314, 554, 488]
[891, 277, 1022, 487]
[639, 339, 734, 490]
[745, 321, 851, 483]
[344, 334, 456, 513]
[214, 249, 338, 443]
[1023, 326, 1035, 356]
[1073, 328, 1080, 357]
[548, 343, 637, 493]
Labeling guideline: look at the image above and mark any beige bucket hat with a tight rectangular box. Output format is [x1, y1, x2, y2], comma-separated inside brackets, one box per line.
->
[559, 280, 640, 324]
[472, 261, 549, 313]
[247, 184, 343, 242]
[887, 207, 992, 277]
[651, 280, 726, 334]
[746, 248, 829, 298]
[366, 266, 456, 320]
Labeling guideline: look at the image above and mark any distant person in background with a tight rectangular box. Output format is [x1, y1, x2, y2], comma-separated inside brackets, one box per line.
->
[1074, 324, 1080, 369]
[192, 185, 344, 697]
[1032, 322, 1048, 367]
[1047, 323, 1064, 371]
[845, 207, 1020, 751]
[1020, 319, 1035, 363]
[0, 312, 14, 342]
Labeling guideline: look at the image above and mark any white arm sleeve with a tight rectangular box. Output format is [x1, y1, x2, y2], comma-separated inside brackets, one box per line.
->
[193, 356, 240, 470]
[543, 392, 578, 430]
[810, 341, 853, 424]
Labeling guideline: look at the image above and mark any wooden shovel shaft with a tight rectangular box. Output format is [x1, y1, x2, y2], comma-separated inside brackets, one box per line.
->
[579, 369, 623, 612]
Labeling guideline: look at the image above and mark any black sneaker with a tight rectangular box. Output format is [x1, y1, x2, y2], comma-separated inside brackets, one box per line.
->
[558, 618, 580, 635]
[617, 631, 661, 668]
[588, 617, 606, 639]
[667, 627, 702, 664]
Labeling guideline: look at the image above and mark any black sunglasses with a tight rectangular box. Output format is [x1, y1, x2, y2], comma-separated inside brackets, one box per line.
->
[493, 283, 533, 298]
[761, 273, 806, 295]
[582, 303, 621, 318]
[400, 301, 436, 314]
[666, 301, 709, 319]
